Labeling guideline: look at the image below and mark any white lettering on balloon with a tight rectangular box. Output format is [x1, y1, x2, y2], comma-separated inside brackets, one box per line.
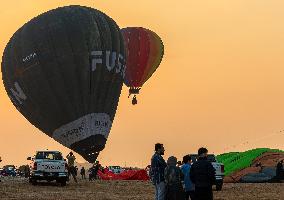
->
[106, 51, 116, 71]
[10, 82, 27, 105]
[22, 53, 37, 63]
[52, 113, 112, 147]
[91, 51, 102, 71]
[90, 51, 125, 78]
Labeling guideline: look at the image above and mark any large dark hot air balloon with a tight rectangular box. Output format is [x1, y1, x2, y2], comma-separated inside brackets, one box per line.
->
[1, 5, 126, 163]
[121, 27, 164, 105]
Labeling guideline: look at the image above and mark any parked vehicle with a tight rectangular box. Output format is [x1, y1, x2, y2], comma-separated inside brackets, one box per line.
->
[190, 154, 225, 191]
[2, 165, 17, 177]
[28, 151, 68, 186]
[108, 166, 124, 174]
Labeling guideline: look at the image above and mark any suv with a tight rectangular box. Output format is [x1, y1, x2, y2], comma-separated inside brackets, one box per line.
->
[28, 151, 68, 186]
[190, 154, 225, 191]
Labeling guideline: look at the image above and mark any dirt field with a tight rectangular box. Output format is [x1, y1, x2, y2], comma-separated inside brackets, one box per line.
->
[0, 177, 283, 200]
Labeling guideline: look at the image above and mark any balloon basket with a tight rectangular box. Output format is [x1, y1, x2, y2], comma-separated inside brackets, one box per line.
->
[132, 95, 138, 105]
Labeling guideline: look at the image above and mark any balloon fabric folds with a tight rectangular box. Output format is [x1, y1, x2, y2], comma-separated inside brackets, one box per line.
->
[1, 5, 126, 163]
[121, 27, 164, 105]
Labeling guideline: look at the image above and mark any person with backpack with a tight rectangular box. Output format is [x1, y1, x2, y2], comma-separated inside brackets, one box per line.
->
[164, 156, 185, 200]
[150, 143, 167, 200]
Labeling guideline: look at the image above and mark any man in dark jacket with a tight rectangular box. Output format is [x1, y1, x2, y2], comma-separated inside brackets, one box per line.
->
[190, 147, 216, 200]
[151, 143, 167, 200]
[80, 167, 86, 179]
[89, 161, 101, 181]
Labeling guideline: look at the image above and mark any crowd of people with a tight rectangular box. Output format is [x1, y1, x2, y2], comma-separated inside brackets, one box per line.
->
[1, 147, 282, 200]
[150, 143, 216, 200]
[66, 152, 103, 182]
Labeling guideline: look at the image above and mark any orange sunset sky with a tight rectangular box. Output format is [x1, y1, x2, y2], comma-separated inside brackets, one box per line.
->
[1, 0, 284, 167]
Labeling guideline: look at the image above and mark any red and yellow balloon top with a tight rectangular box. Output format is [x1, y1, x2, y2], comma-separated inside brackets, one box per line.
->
[121, 27, 164, 88]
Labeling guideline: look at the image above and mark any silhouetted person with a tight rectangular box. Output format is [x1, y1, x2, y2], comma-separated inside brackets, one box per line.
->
[181, 155, 195, 200]
[80, 167, 86, 179]
[165, 156, 185, 200]
[89, 161, 100, 181]
[276, 160, 283, 180]
[24, 165, 30, 178]
[75, 166, 78, 176]
[66, 152, 77, 183]
[0, 157, 2, 182]
[150, 143, 167, 200]
[177, 161, 182, 168]
[190, 147, 215, 200]
[256, 162, 262, 167]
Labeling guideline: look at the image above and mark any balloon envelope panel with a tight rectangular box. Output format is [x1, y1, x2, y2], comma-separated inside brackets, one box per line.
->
[121, 27, 164, 88]
[1, 5, 126, 163]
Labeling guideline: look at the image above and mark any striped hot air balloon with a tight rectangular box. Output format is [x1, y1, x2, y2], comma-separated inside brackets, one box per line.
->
[121, 27, 164, 105]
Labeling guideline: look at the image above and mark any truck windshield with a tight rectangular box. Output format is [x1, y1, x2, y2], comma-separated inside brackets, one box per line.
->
[35, 152, 63, 160]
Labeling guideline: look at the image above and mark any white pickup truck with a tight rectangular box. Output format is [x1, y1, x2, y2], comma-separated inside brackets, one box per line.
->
[27, 151, 68, 186]
[190, 154, 225, 191]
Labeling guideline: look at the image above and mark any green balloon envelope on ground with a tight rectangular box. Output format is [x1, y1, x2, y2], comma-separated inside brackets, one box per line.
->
[1, 5, 126, 163]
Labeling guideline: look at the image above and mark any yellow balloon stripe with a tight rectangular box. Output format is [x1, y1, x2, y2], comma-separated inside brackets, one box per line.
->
[141, 30, 164, 85]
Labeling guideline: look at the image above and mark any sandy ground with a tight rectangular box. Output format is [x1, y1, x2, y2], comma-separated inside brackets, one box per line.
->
[0, 177, 283, 200]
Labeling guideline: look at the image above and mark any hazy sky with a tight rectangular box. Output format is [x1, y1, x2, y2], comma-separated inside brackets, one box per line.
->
[1, 0, 284, 167]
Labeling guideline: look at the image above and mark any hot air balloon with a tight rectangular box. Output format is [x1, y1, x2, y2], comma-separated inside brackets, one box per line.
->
[121, 27, 164, 105]
[1, 6, 126, 163]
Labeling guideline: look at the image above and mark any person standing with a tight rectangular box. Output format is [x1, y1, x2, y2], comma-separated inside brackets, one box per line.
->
[276, 160, 283, 181]
[94, 161, 101, 179]
[150, 143, 167, 200]
[89, 161, 101, 181]
[164, 156, 185, 200]
[190, 148, 215, 200]
[24, 165, 30, 178]
[80, 167, 86, 179]
[181, 155, 195, 200]
[66, 152, 77, 183]
[0, 156, 2, 182]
